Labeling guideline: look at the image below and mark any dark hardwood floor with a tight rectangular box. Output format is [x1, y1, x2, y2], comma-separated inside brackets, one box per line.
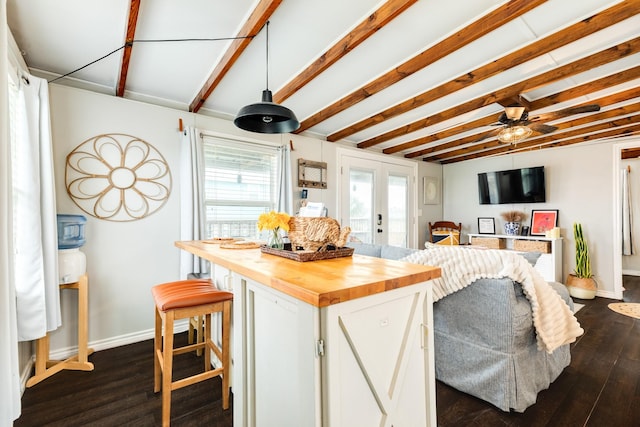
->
[15, 277, 640, 426]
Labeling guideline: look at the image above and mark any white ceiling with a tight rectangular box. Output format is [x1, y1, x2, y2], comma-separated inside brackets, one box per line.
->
[7, 0, 640, 163]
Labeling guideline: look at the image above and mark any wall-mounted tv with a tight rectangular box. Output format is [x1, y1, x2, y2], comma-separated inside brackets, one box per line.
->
[478, 166, 546, 205]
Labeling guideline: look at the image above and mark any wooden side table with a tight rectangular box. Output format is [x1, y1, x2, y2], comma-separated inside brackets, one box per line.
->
[26, 274, 94, 387]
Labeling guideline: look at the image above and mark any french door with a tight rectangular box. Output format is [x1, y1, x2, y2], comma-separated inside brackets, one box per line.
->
[339, 152, 416, 247]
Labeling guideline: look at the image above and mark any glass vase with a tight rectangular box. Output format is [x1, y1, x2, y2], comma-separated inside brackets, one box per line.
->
[268, 228, 285, 250]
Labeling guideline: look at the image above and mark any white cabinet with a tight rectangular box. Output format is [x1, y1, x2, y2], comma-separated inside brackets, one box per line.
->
[231, 275, 435, 427]
[321, 283, 435, 427]
[468, 234, 563, 282]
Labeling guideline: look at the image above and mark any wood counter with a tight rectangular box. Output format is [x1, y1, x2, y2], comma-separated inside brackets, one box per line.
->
[176, 240, 439, 426]
[175, 240, 440, 307]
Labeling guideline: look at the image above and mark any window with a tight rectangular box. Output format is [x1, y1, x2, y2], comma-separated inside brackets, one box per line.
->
[202, 136, 280, 239]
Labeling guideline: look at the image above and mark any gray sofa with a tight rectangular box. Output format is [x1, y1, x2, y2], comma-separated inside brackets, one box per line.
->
[346, 242, 572, 412]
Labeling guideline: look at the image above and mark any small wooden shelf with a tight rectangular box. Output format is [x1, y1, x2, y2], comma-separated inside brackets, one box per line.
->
[468, 234, 563, 282]
[27, 274, 94, 387]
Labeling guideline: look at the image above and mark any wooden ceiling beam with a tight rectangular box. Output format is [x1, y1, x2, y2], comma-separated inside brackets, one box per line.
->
[401, 76, 640, 158]
[189, 0, 281, 113]
[116, 0, 141, 97]
[333, 0, 639, 144]
[356, 35, 640, 148]
[429, 112, 640, 163]
[418, 87, 640, 160]
[272, 0, 417, 104]
[429, 102, 640, 161]
[294, 0, 545, 134]
[383, 113, 498, 154]
[622, 147, 640, 159]
[528, 65, 640, 111]
[441, 122, 640, 164]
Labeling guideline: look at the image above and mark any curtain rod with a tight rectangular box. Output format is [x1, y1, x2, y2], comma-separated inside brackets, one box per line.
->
[198, 131, 284, 150]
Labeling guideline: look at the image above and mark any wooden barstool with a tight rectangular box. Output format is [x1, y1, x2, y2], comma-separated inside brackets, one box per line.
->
[152, 279, 233, 426]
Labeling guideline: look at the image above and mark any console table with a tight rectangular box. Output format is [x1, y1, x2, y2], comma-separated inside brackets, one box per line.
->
[175, 241, 441, 427]
[26, 274, 94, 387]
[468, 233, 563, 282]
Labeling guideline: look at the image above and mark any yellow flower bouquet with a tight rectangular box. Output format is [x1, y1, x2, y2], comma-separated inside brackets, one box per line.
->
[257, 210, 291, 249]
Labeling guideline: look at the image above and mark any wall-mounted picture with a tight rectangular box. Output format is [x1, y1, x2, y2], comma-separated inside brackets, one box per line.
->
[530, 209, 558, 236]
[478, 217, 495, 234]
[423, 176, 440, 205]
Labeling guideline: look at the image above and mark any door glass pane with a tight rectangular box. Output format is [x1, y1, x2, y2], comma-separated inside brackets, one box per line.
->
[349, 170, 374, 244]
[388, 174, 407, 247]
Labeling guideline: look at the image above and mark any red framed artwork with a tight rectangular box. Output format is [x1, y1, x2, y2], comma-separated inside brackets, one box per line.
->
[530, 209, 558, 236]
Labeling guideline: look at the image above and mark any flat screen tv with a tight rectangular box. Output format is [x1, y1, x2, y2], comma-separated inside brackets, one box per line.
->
[478, 166, 546, 205]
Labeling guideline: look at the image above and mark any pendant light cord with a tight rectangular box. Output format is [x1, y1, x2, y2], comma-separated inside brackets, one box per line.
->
[265, 21, 270, 91]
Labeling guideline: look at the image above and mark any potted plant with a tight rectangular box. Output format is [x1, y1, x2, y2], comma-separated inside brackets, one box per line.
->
[500, 210, 526, 235]
[566, 222, 597, 299]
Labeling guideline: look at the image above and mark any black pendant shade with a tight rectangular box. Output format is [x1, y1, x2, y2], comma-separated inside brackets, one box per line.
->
[234, 89, 300, 134]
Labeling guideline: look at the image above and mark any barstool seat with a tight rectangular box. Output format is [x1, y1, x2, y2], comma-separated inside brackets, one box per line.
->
[152, 279, 233, 426]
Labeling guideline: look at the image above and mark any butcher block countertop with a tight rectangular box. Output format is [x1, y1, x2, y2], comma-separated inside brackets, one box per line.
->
[175, 240, 441, 308]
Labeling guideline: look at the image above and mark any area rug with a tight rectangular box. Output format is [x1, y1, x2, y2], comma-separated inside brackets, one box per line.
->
[607, 303, 640, 319]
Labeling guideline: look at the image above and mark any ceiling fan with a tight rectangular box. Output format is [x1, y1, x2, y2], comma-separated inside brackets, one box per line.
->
[479, 103, 601, 144]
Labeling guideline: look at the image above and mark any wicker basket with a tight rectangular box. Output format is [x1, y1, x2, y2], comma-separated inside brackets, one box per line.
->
[513, 239, 551, 253]
[470, 236, 506, 249]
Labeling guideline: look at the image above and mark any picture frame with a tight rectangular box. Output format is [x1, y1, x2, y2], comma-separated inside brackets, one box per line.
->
[477, 217, 496, 234]
[530, 209, 559, 236]
[423, 176, 440, 205]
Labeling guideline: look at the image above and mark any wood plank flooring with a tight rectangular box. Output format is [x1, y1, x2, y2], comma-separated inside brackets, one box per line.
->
[15, 277, 640, 426]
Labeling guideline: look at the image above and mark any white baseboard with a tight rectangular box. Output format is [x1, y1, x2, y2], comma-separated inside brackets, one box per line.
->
[48, 319, 189, 360]
[622, 269, 640, 277]
[20, 319, 190, 393]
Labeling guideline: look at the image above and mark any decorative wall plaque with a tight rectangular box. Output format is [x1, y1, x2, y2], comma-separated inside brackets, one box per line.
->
[65, 134, 172, 221]
[298, 158, 327, 188]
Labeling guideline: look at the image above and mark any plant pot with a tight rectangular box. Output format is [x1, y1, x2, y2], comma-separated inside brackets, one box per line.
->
[504, 221, 520, 236]
[566, 274, 597, 299]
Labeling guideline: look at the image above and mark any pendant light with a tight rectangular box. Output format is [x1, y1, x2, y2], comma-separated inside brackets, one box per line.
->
[234, 22, 300, 134]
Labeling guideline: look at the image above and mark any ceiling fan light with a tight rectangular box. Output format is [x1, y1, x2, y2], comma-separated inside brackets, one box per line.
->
[504, 105, 526, 121]
[234, 90, 300, 134]
[497, 125, 532, 143]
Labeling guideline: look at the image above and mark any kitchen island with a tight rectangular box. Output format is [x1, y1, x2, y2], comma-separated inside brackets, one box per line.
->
[175, 241, 441, 427]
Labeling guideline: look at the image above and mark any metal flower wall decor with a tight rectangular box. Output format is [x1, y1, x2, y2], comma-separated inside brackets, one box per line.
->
[65, 134, 172, 221]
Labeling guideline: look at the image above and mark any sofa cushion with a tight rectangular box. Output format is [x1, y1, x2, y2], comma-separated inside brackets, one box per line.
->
[345, 242, 381, 257]
[381, 245, 419, 260]
[517, 251, 542, 267]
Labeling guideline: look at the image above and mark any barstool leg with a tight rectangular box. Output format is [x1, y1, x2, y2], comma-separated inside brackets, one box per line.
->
[162, 312, 175, 427]
[153, 306, 162, 393]
[222, 300, 231, 410]
[204, 313, 211, 373]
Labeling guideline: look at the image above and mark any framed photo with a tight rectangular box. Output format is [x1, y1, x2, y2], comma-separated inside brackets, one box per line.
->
[478, 217, 495, 234]
[423, 176, 440, 205]
[530, 209, 558, 236]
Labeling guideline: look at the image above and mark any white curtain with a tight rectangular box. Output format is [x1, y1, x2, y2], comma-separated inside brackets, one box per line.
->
[179, 126, 209, 278]
[13, 73, 61, 340]
[276, 143, 293, 215]
[1, 0, 22, 421]
[622, 167, 634, 255]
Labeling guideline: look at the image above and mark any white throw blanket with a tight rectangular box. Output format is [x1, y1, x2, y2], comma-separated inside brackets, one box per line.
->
[401, 245, 584, 353]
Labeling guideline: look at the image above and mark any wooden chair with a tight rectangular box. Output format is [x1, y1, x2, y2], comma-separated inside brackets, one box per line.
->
[428, 221, 462, 245]
[152, 279, 233, 426]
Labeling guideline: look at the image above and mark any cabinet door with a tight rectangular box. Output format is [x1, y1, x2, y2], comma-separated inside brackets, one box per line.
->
[321, 282, 436, 427]
[233, 275, 321, 427]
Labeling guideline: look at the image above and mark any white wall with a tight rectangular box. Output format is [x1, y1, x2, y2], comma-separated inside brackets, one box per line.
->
[46, 84, 436, 356]
[443, 142, 630, 298]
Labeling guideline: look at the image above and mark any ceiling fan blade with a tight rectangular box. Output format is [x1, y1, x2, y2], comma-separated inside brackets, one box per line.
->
[528, 123, 557, 134]
[473, 128, 500, 142]
[530, 104, 600, 122]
